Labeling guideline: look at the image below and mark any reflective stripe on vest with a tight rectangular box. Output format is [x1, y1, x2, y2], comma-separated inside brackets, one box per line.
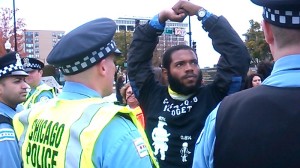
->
[132, 106, 145, 128]
[66, 103, 108, 167]
[118, 106, 159, 168]
[14, 98, 159, 168]
[23, 83, 56, 109]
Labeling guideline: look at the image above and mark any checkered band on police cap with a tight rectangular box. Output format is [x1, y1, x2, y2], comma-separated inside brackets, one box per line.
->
[23, 57, 44, 70]
[0, 52, 27, 78]
[263, 7, 300, 28]
[61, 40, 120, 75]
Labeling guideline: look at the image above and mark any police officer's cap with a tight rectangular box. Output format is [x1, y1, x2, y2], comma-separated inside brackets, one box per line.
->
[0, 52, 28, 78]
[251, 0, 300, 28]
[22, 57, 44, 72]
[47, 18, 122, 75]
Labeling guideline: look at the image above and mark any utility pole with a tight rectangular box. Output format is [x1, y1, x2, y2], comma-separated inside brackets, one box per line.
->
[188, 16, 192, 47]
[123, 29, 128, 82]
[187, 0, 192, 47]
[13, 0, 17, 51]
[124, 29, 127, 60]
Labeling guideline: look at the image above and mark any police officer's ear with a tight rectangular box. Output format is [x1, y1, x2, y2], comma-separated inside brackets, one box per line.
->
[0, 78, 6, 94]
[96, 54, 116, 77]
[96, 59, 107, 76]
[96, 57, 112, 76]
[0, 79, 3, 93]
[38, 69, 43, 76]
[261, 20, 274, 45]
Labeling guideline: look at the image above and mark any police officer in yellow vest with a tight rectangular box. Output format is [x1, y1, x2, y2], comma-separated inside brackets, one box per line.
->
[21, 57, 56, 109]
[0, 52, 29, 168]
[13, 18, 158, 168]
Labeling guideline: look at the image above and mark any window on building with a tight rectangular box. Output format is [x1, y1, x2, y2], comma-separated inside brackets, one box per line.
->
[25, 32, 33, 37]
[26, 38, 33, 43]
[26, 49, 34, 53]
[127, 26, 134, 31]
[119, 25, 126, 31]
[57, 33, 64, 39]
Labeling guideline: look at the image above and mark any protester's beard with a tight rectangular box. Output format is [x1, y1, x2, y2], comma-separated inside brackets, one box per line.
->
[168, 71, 202, 95]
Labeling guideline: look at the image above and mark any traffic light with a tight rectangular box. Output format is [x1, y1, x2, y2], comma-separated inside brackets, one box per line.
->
[192, 41, 197, 52]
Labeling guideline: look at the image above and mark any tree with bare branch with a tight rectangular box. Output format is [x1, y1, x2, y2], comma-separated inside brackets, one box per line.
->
[0, 7, 26, 56]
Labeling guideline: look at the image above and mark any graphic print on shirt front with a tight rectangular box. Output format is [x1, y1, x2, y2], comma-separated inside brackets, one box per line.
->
[151, 96, 198, 162]
[162, 96, 198, 116]
[180, 142, 191, 162]
[151, 116, 170, 160]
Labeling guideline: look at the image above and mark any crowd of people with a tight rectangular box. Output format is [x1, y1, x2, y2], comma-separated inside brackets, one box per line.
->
[0, 0, 299, 167]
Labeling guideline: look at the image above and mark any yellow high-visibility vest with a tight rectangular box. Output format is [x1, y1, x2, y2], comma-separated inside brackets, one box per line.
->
[14, 98, 159, 168]
[23, 83, 56, 109]
[132, 106, 145, 128]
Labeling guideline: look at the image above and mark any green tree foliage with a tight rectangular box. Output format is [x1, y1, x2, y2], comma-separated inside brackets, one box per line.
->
[243, 20, 272, 66]
[113, 30, 163, 68]
[0, 7, 26, 56]
[113, 31, 133, 68]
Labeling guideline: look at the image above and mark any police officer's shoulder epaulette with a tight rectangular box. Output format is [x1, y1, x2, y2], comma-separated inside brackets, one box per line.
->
[0, 115, 12, 126]
[0, 115, 18, 142]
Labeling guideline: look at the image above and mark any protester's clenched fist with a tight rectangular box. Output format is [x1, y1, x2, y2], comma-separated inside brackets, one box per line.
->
[158, 8, 187, 23]
[172, 0, 202, 16]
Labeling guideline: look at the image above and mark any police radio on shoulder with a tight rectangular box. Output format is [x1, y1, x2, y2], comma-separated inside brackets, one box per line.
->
[197, 8, 207, 21]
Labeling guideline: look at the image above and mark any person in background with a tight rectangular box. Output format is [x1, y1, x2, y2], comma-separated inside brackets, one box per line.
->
[243, 73, 263, 89]
[153, 67, 168, 85]
[42, 64, 59, 81]
[193, 0, 300, 167]
[0, 52, 29, 168]
[257, 60, 274, 81]
[115, 74, 125, 103]
[127, 0, 250, 167]
[21, 57, 56, 109]
[13, 17, 158, 168]
[121, 82, 145, 128]
[42, 64, 62, 91]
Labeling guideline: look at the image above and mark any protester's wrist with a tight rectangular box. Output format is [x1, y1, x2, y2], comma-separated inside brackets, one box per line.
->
[149, 14, 165, 30]
[202, 14, 218, 32]
[202, 11, 212, 23]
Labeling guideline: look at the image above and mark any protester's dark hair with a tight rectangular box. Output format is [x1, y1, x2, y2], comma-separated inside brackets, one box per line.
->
[257, 60, 274, 81]
[162, 45, 196, 71]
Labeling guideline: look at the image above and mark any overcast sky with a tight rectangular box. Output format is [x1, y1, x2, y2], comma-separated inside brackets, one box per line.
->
[1, 0, 263, 68]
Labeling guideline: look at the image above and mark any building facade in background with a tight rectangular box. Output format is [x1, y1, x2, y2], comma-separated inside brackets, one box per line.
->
[22, 17, 187, 85]
[24, 18, 187, 66]
[115, 17, 188, 67]
[24, 30, 64, 63]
